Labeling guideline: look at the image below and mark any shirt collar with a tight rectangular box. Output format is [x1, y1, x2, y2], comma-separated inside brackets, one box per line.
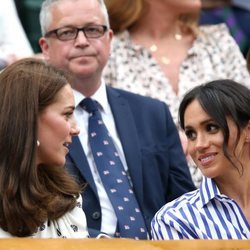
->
[199, 177, 222, 208]
[73, 79, 109, 114]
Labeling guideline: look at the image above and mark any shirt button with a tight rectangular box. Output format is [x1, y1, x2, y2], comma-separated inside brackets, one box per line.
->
[92, 211, 101, 220]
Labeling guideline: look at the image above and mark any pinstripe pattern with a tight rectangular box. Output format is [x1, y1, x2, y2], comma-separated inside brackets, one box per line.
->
[151, 177, 250, 239]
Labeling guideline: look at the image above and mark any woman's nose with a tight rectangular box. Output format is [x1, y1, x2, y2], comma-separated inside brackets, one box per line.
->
[70, 117, 80, 136]
[195, 133, 209, 151]
[71, 125, 80, 136]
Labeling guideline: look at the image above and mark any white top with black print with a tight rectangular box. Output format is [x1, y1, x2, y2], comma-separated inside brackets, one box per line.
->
[0, 196, 89, 238]
[104, 24, 250, 125]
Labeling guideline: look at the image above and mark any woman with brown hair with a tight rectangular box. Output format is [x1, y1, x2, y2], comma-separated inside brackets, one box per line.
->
[104, 0, 250, 187]
[0, 58, 88, 238]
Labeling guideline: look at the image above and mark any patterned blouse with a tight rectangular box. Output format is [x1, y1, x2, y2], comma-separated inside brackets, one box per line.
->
[0, 196, 89, 238]
[104, 24, 250, 187]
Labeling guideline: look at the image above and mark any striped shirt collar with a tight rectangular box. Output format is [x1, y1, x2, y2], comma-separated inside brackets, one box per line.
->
[152, 177, 250, 239]
[199, 177, 224, 208]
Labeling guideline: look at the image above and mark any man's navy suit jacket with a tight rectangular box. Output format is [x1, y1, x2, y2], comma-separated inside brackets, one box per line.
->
[66, 86, 196, 238]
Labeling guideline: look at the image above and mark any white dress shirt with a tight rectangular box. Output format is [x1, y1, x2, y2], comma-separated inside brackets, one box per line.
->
[73, 80, 129, 236]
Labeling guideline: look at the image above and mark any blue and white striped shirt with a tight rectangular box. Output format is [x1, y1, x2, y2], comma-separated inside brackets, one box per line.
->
[151, 177, 250, 239]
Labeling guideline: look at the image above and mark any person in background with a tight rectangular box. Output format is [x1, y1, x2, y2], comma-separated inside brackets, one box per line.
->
[200, 0, 250, 57]
[0, 58, 88, 238]
[0, 0, 34, 70]
[103, 0, 250, 187]
[39, 0, 195, 239]
[152, 79, 250, 239]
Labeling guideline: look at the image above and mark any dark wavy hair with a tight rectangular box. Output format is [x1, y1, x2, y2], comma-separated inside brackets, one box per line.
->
[0, 58, 81, 237]
[179, 79, 250, 174]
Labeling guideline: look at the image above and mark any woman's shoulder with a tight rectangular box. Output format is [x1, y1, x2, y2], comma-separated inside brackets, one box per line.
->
[0, 196, 88, 239]
[199, 23, 230, 34]
[198, 23, 233, 43]
[34, 195, 89, 238]
[153, 189, 199, 221]
[195, 23, 242, 56]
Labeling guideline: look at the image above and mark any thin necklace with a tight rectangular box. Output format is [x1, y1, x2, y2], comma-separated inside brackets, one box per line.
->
[149, 31, 183, 65]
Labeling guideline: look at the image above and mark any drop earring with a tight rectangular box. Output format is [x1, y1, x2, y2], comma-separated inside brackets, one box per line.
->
[37, 140, 40, 147]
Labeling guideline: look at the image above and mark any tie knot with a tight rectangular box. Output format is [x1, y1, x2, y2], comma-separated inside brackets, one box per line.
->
[80, 98, 99, 114]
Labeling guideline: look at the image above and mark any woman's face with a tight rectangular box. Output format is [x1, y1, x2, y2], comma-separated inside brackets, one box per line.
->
[183, 99, 248, 179]
[37, 84, 79, 167]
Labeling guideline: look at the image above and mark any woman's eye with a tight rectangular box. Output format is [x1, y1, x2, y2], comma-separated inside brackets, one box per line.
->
[185, 129, 196, 140]
[65, 112, 73, 119]
[207, 123, 219, 133]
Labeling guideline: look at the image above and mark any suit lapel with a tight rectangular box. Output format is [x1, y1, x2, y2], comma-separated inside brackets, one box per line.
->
[69, 136, 98, 194]
[69, 87, 144, 206]
[106, 87, 144, 206]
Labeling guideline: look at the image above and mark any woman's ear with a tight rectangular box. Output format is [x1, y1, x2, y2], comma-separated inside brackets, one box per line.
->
[245, 121, 250, 142]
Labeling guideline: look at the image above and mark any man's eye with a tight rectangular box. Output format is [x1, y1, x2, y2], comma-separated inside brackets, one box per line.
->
[59, 29, 75, 36]
[86, 27, 100, 33]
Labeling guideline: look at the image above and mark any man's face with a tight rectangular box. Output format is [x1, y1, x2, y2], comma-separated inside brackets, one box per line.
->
[40, 0, 112, 81]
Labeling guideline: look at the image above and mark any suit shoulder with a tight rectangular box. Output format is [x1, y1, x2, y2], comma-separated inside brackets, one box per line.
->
[111, 87, 164, 106]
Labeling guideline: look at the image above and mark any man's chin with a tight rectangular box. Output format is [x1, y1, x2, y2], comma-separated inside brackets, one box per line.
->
[69, 63, 97, 77]
[71, 55, 94, 64]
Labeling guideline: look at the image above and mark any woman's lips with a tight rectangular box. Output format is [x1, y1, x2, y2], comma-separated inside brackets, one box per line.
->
[198, 153, 217, 166]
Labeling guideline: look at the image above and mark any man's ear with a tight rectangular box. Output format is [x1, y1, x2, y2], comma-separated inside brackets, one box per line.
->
[39, 37, 50, 61]
[108, 28, 113, 42]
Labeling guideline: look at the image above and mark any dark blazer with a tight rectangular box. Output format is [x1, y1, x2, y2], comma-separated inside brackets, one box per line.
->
[66, 86, 195, 238]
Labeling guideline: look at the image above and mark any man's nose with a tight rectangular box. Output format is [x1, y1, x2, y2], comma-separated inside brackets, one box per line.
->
[74, 30, 89, 46]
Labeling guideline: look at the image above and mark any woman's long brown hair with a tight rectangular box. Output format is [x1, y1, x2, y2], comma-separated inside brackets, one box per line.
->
[0, 58, 81, 237]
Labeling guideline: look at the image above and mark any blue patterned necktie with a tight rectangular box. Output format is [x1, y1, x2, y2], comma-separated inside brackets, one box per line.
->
[80, 98, 147, 239]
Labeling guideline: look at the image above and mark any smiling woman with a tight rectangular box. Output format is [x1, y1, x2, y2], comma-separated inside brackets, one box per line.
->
[0, 58, 88, 238]
[151, 79, 250, 240]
